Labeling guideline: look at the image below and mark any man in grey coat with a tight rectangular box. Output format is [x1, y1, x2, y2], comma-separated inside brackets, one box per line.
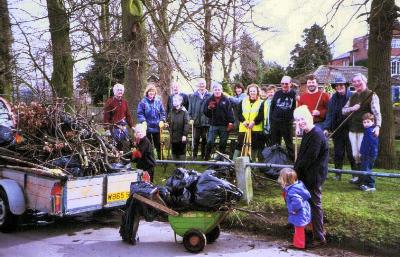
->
[188, 78, 211, 160]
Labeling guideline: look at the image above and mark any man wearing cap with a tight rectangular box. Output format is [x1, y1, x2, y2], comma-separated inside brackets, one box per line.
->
[298, 74, 330, 128]
[203, 82, 234, 160]
[342, 73, 381, 184]
[269, 75, 297, 161]
[323, 77, 356, 180]
[103, 83, 134, 151]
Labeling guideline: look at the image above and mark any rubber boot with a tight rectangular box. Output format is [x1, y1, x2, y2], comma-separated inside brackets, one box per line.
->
[349, 163, 361, 184]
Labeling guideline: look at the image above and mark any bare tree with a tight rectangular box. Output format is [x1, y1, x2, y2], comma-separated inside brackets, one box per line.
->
[0, 0, 13, 100]
[46, 0, 74, 101]
[122, 0, 147, 122]
[367, 0, 399, 168]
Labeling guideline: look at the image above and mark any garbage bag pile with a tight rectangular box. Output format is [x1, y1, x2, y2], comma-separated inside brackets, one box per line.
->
[0, 101, 130, 177]
[131, 168, 243, 211]
[262, 144, 293, 179]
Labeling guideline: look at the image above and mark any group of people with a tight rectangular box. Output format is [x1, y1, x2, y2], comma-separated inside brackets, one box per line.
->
[103, 72, 381, 249]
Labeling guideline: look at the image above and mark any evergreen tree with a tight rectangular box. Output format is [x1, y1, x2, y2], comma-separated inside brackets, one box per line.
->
[287, 24, 332, 77]
[239, 32, 265, 86]
[263, 62, 285, 84]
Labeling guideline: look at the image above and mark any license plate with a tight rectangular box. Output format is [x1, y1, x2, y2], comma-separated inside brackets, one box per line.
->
[107, 191, 130, 202]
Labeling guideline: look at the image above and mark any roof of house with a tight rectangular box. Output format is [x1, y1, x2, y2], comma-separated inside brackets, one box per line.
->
[294, 65, 368, 84]
[332, 51, 351, 60]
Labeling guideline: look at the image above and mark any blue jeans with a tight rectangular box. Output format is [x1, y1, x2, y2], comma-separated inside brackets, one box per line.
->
[206, 125, 229, 153]
[360, 156, 376, 188]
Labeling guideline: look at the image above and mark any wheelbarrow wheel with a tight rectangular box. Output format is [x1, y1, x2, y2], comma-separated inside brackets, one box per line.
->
[206, 225, 220, 244]
[183, 229, 207, 253]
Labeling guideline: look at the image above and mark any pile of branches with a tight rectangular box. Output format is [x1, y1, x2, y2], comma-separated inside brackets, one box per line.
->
[0, 101, 130, 178]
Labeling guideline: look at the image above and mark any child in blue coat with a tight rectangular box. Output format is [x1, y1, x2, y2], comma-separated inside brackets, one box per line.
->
[278, 168, 312, 249]
[359, 113, 379, 192]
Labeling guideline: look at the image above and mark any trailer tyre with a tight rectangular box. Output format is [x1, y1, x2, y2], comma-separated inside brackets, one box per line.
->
[183, 229, 206, 253]
[0, 188, 18, 232]
[206, 225, 220, 243]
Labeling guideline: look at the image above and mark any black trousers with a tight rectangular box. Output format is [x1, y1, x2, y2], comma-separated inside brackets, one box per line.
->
[332, 130, 356, 169]
[171, 142, 187, 156]
[271, 121, 294, 161]
[235, 131, 264, 151]
[147, 132, 161, 159]
[193, 126, 208, 158]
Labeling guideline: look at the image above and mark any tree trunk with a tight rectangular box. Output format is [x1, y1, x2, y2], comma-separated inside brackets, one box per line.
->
[203, 0, 213, 89]
[99, 0, 111, 52]
[368, 0, 397, 168]
[0, 0, 13, 101]
[155, 35, 172, 106]
[122, 0, 147, 123]
[46, 0, 74, 103]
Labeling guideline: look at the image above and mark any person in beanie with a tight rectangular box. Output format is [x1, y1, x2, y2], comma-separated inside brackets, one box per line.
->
[342, 73, 381, 184]
[188, 78, 212, 160]
[323, 76, 356, 180]
[166, 81, 189, 116]
[137, 83, 167, 159]
[203, 82, 234, 160]
[168, 94, 190, 164]
[103, 83, 134, 151]
[294, 105, 329, 248]
[358, 113, 379, 192]
[270, 76, 297, 161]
[278, 168, 311, 250]
[131, 124, 156, 182]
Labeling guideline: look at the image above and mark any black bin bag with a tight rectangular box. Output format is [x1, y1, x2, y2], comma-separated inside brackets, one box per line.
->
[194, 170, 243, 210]
[262, 145, 293, 179]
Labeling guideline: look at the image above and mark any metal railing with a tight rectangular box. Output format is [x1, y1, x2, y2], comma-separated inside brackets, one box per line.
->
[156, 160, 400, 178]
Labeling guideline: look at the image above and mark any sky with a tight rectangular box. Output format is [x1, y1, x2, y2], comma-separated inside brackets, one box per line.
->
[9, 0, 400, 92]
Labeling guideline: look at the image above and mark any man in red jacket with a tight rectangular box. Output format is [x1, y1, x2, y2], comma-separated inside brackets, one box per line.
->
[298, 74, 330, 128]
[103, 83, 134, 151]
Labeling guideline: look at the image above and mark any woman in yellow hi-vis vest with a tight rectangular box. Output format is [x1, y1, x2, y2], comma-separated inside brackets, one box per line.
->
[232, 84, 265, 161]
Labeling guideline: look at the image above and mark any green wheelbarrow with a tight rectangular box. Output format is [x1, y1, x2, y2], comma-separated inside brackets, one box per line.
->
[132, 194, 229, 253]
[169, 211, 229, 253]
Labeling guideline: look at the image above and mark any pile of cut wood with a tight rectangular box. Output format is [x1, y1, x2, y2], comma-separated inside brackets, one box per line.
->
[0, 100, 130, 178]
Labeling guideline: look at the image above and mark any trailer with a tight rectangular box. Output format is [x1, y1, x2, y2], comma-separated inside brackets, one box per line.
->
[0, 166, 144, 232]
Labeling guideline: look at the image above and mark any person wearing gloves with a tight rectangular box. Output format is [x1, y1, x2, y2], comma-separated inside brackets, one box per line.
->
[203, 82, 234, 160]
[137, 83, 167, 159]
[168, 94, 190, 164]
[103, 83, 134, 151]
[188, 78, 212, 160]
[278, 168, 311, 250]
[131, 124, 156, 182]
[232, 84, 264, 161]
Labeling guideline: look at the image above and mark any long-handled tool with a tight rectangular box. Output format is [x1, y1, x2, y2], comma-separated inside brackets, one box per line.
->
[329, 91, 375, 139]
[191, 123, 195, 160]
[240, 128, 252, 158]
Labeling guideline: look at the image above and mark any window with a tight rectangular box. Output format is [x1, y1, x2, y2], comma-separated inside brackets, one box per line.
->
[391, 60, 400, 75]
[391, 39, 400, 48]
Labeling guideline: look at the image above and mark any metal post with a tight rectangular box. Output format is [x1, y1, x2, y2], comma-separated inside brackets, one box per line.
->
[234, 156, 253, 204]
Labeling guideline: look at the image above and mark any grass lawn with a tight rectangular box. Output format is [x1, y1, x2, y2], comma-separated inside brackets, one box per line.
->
[152, 163, 400, 255]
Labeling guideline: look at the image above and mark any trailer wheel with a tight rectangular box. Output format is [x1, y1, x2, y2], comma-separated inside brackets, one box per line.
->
[183, 229, 206, 253]
[206, 225, 220, 243]
[0, 188, 18, 232]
